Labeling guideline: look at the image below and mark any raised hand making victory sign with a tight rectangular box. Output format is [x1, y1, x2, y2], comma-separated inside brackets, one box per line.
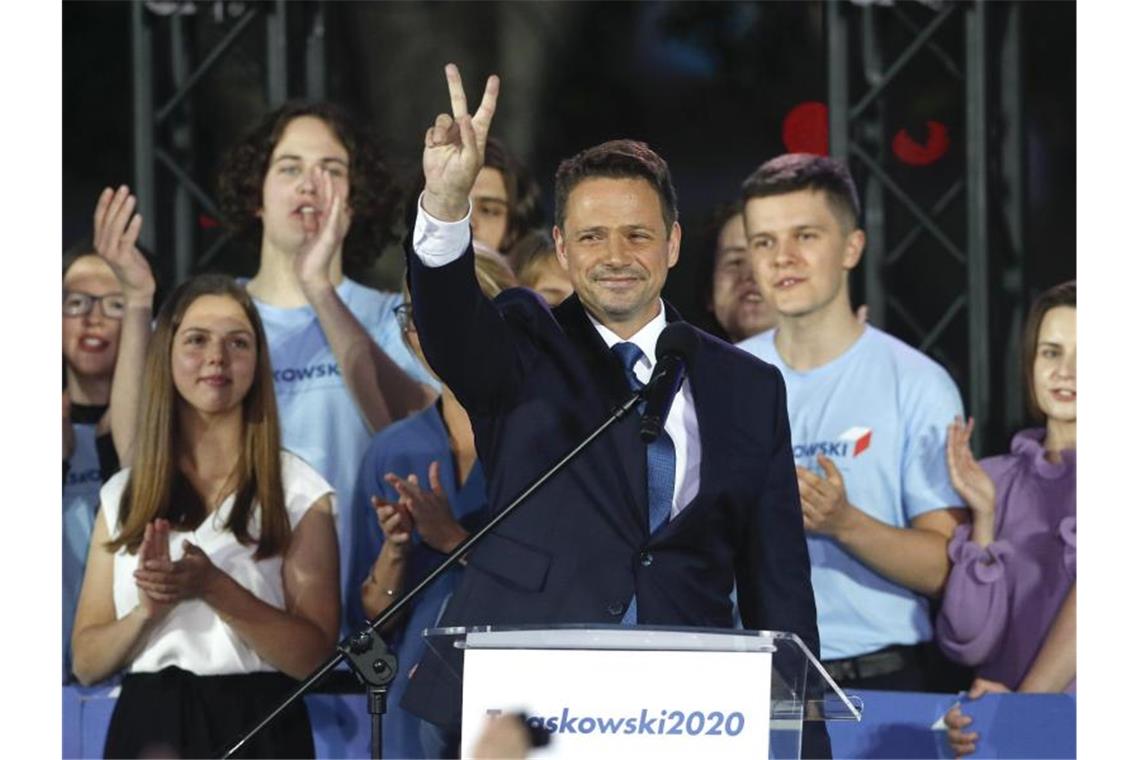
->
[421, 63, 500, 223]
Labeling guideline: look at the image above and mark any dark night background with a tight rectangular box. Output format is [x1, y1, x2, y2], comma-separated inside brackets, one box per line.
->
[62, 0, 1075, 448]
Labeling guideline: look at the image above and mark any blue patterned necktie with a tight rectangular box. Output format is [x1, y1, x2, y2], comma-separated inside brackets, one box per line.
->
[612, 341, 676, 625]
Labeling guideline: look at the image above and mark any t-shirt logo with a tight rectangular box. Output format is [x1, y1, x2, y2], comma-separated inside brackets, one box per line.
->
[838, 426, 873, 457]
[272, 362, 341, 384]
[792, 426, 874, 462]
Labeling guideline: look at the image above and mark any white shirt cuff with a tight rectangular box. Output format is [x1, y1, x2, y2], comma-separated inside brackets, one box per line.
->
[412, 192, 472, 268]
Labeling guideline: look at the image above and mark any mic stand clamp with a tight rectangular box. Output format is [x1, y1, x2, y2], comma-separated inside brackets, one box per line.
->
[339, 629, 398, 760]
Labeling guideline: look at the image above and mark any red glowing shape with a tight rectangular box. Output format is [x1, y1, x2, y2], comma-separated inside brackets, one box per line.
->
[782, 101, 829, 156]
[892, 121, 950, 166]
[198, 213, 219, 230]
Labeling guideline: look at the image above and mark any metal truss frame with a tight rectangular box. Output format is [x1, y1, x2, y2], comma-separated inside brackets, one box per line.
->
[130, 0, 327, 282]
[827, 0, 1026, 451]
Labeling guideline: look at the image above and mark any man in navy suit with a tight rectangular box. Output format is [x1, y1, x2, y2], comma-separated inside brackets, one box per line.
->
[400, 64, 827, 757]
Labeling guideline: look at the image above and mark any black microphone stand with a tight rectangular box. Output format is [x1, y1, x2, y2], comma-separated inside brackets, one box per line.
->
[219, 386, 647, 759]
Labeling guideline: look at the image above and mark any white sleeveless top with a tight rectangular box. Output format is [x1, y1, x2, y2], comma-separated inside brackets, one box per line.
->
[100, 451, 335, 675]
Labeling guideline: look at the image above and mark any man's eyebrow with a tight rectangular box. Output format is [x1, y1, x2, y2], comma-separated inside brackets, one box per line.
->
[270, 154, 348, 166]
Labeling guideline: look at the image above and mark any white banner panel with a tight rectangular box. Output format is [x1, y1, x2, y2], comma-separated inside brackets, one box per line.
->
[460, 647, 772, 758]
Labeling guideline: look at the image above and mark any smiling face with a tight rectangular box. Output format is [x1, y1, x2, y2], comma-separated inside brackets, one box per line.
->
[171, 295, 258, 418]
[258, 115, 352, 255]
[62, 255, 123, 382]
[743, 189, 864, 322]
[710, 213, 775, 341]
[471, 166, 510, 252]
[1032, 305, 1076, 425]
[553, 177, 680, 337]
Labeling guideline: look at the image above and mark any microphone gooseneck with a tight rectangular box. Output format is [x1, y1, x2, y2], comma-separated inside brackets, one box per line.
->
[639, 323, 700, 443]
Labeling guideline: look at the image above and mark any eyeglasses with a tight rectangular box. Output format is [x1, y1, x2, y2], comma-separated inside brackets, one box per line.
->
[393, 303, 416, 333]
[63, 291, 127, 319]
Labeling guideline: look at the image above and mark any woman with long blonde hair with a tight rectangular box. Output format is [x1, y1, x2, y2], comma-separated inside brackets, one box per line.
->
[72, 274, 339, 759]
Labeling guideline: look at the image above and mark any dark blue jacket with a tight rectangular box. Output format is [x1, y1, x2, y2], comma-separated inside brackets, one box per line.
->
[401, 244, 825, 755]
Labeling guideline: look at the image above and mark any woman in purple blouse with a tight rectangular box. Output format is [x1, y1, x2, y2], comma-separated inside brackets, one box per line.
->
[939, 281, 1076, 756]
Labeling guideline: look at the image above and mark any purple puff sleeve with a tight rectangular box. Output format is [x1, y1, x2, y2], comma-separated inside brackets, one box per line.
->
[936, 523, 1016, 666]
[1058, 515, 1076, 580]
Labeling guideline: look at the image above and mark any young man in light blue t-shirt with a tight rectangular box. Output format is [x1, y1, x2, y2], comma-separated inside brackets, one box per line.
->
[217, 103, 441, 634]
[736, 153, 968, 691]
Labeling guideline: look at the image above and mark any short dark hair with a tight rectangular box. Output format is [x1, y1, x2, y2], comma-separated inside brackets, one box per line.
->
[554, 139, 678, 233]
[741, 153, 861, 229]
[216, 101, 401, 273]
[695, 201, 744, 309]
[484, 137, 543, 252]
[1022, 280, 1076, 421]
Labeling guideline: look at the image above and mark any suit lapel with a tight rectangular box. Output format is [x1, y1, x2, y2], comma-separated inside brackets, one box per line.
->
[553, 296, 648, 539]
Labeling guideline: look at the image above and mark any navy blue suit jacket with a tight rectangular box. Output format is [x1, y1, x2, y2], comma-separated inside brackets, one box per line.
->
[401, 244, 824, 752]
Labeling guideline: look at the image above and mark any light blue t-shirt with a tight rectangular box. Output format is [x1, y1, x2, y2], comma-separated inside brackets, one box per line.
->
[252, 277, 439, 633]
[63, 423, 102, 683]
[738, 325, 964, 660]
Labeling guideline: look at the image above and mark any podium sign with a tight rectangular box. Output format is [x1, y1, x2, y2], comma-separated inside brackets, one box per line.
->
[460, 639, 772, 757]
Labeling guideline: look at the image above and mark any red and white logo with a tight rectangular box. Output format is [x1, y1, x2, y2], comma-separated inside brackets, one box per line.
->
[838, 427, 873, 457]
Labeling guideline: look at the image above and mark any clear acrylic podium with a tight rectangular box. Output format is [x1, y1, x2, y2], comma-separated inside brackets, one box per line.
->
[424, 625, 861, 758]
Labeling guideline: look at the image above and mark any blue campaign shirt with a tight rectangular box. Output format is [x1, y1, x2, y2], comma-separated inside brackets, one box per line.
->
[250, 277, 440, 633]
[347, 403, 488, 760]
[738, 325, 964, 660]
[63, 423, 102, 683]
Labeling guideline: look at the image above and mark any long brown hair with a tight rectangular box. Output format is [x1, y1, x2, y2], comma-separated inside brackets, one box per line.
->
[106, 275, 289, 560]
[1022, 280, 1077, 422]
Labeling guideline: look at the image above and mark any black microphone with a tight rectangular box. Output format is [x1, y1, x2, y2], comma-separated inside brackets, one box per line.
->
[640, 323, 700, 443]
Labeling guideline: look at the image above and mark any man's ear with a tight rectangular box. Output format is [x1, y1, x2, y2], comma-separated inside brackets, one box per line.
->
[552, 225, 570, 272]
[667, 221, 682, 269]
[842, 228, 866, 271]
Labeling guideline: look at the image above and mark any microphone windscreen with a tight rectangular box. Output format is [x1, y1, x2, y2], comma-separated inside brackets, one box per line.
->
[655, 322, 700, 363]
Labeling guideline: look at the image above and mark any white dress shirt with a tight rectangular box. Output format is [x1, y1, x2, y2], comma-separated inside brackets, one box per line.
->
[412, 197, 701, 518]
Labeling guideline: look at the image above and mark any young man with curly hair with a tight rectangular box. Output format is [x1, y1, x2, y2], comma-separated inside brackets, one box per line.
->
[217, 103, 439, 631]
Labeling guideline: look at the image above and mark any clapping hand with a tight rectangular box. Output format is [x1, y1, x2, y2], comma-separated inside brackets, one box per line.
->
[385, 461, 469, 555]
[133, 519, 176, 618]
[798, 454, 857, 538]
[295, 166, 351, 300]
[134, 526, 221, 606]
[422, 63, 500, 222]
[946, 416, 996, 518]
[93, 186, 155, 305]
[372, 494, 413, 559]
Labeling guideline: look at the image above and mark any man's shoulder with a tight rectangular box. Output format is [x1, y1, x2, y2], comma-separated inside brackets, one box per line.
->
[339, 278, 402, 323]
[860, 326, 963, 412]
[363, 406, 445, 461]
[735, 328, 777, 361]
[862, 326, 955, 381]
[692, 325, 785, 393]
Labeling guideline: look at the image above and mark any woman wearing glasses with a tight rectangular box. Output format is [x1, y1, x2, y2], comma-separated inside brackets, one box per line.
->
[62, 238, 153, 684]
[346, 247, 516, 760]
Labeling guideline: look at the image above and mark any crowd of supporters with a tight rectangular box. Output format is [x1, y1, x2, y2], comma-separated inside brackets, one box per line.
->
[62, 91, 1075, 759]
